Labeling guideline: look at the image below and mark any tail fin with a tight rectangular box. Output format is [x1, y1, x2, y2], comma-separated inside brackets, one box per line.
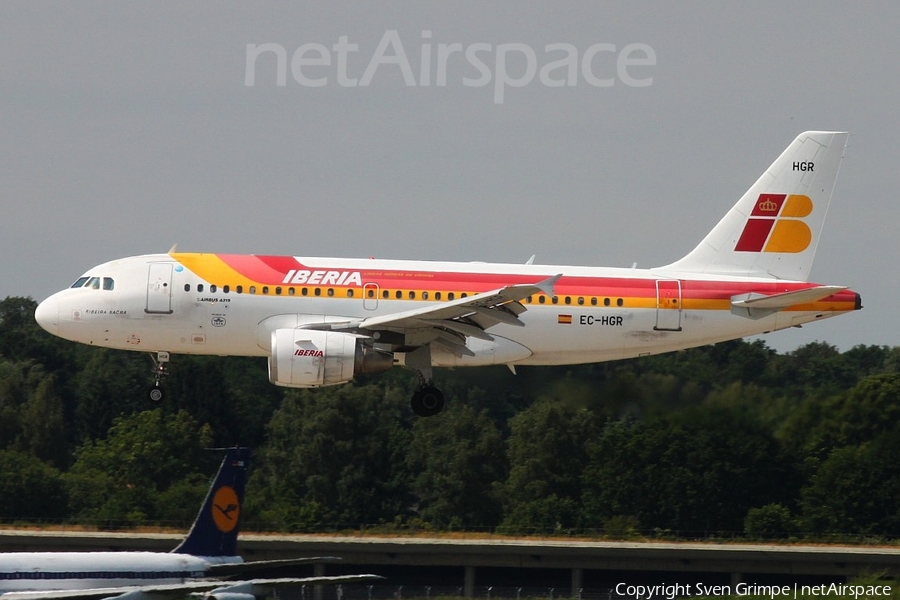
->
[172, 447, 249, 557]
[661, 131, 848, 281]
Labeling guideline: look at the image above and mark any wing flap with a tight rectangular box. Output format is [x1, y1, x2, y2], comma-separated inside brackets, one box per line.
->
[357, 274, 560, 333]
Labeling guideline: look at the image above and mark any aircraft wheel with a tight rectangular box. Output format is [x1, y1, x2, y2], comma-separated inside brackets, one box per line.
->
[410, 386, 445, 417]
[147, 384, 165, 404]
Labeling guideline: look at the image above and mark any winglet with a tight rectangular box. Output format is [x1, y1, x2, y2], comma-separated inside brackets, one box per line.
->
[171, 447, 249, 557]
[535, 274, 562, 298]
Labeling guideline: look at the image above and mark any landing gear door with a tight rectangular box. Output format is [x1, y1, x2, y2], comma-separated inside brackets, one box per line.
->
[654, 279, 682, 331]
[146, 263, 174, 314]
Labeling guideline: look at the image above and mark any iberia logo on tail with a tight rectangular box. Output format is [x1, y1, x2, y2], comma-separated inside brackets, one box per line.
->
[735, 194, 813, 253]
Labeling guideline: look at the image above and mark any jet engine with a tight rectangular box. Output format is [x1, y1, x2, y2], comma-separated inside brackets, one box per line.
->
[268, 329, 393, 387]
[205, 594, 257, 600]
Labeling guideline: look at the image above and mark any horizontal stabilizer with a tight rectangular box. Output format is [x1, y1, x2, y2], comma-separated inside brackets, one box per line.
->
[731, 285, 847, 319]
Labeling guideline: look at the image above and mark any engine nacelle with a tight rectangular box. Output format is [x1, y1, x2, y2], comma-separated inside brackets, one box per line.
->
[205, 594, 257, 600]
[268, 328, 393, 387]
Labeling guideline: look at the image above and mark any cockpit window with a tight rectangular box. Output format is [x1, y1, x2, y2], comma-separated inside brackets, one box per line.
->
[87, 277, 101, 290]
[102, 277, 115, 291]
[70, 277, 90, 289]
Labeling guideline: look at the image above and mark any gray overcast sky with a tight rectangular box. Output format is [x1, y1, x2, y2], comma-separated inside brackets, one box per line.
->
[1, 2, 896, 353]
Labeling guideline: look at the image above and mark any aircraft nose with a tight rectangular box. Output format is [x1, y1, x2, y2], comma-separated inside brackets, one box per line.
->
[35, 296, 59, 335]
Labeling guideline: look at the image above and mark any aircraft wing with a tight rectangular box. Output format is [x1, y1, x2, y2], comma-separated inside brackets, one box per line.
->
[206, 556, 343, 579]
[0, 575, 383, 600]
[318, 275, 560, 350]
[731, 285, 848, 319]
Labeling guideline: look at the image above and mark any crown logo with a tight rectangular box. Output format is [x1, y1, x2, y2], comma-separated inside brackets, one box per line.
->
[758, 198, 779, 212]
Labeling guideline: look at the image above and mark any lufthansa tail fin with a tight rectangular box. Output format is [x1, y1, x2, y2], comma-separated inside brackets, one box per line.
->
[661, 131, 848, 281]
[171, 447, 249, 558]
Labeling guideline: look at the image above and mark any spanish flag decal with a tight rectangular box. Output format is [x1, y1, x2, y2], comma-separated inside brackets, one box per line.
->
[558, 314, 572, 324]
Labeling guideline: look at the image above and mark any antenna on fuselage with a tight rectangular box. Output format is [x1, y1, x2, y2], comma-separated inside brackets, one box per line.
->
[168, 244, 178, 254]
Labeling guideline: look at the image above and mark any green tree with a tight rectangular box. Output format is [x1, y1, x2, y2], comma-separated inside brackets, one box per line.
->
[499, 397, 599, 532]
[72, 349, 151, 442]
[0, 449, 68, 522]
[406, 402, 506, 529]
[744, 503, 795, 539]
[65, 409, 214, 526]
[19, 373, 68, 467]
[782, 373, 900, 459]
[800, 427, 900, 537]
[248, 383, 412, 529]
[582, 406, 800, 535]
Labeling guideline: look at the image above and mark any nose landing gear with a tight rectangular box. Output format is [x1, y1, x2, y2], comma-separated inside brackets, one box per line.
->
[147, 351, 170, 404]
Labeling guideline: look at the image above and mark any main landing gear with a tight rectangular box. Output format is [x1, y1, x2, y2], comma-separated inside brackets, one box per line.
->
[411, 384, 445, 418]
[147, 351, 170, 404]
[405, 346, 445, 417]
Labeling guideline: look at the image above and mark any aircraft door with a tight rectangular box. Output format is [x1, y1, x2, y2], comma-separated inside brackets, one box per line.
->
[654, 279, 682, 331]
[146, 263, 174, 314]
[363, 283, 379, 310]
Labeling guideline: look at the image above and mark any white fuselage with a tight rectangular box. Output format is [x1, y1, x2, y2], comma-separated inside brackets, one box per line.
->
[0, 552, 236, 594]
[34, 253, 858, 370]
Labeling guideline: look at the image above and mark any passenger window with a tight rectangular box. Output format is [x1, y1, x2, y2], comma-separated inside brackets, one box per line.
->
[347, 289, 354, 298]
[435, 292, 442, 300]
[275, 287, 282, 295]
[327, 288, 334, 297]
[314, 288, 321, 296]
[367, 289, 375, 298]
[422, 291, 429, 300]
[262, 286, 269, 295]
[223, 285, 230, 294]
[538, 296, 545, 304]
[249, 286, 256, 294]
[102, 278, 114, 291]
[591, 297, 597, 306]
[382, 290, 389, 299]
[395, 290, 402, 299]
[210, 285, 217, 293]
[198, 284, 204, 292]
[236, 285, 243, 294]
[564, 296, 571, 305]
[409, 291, 416, 300]
[551, 296, 558, 304]
[184, 284, 191, 292]
[448, 292, 455, 301]
[617, 298, 624, 307]
[302, 287, 308, 296]
[577, 297, 584, 306]
[288, 287, 295, 296]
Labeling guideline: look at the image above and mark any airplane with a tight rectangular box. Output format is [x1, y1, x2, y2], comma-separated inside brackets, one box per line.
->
[34, 131, 861, 417]
[0, 447, 381, 600]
